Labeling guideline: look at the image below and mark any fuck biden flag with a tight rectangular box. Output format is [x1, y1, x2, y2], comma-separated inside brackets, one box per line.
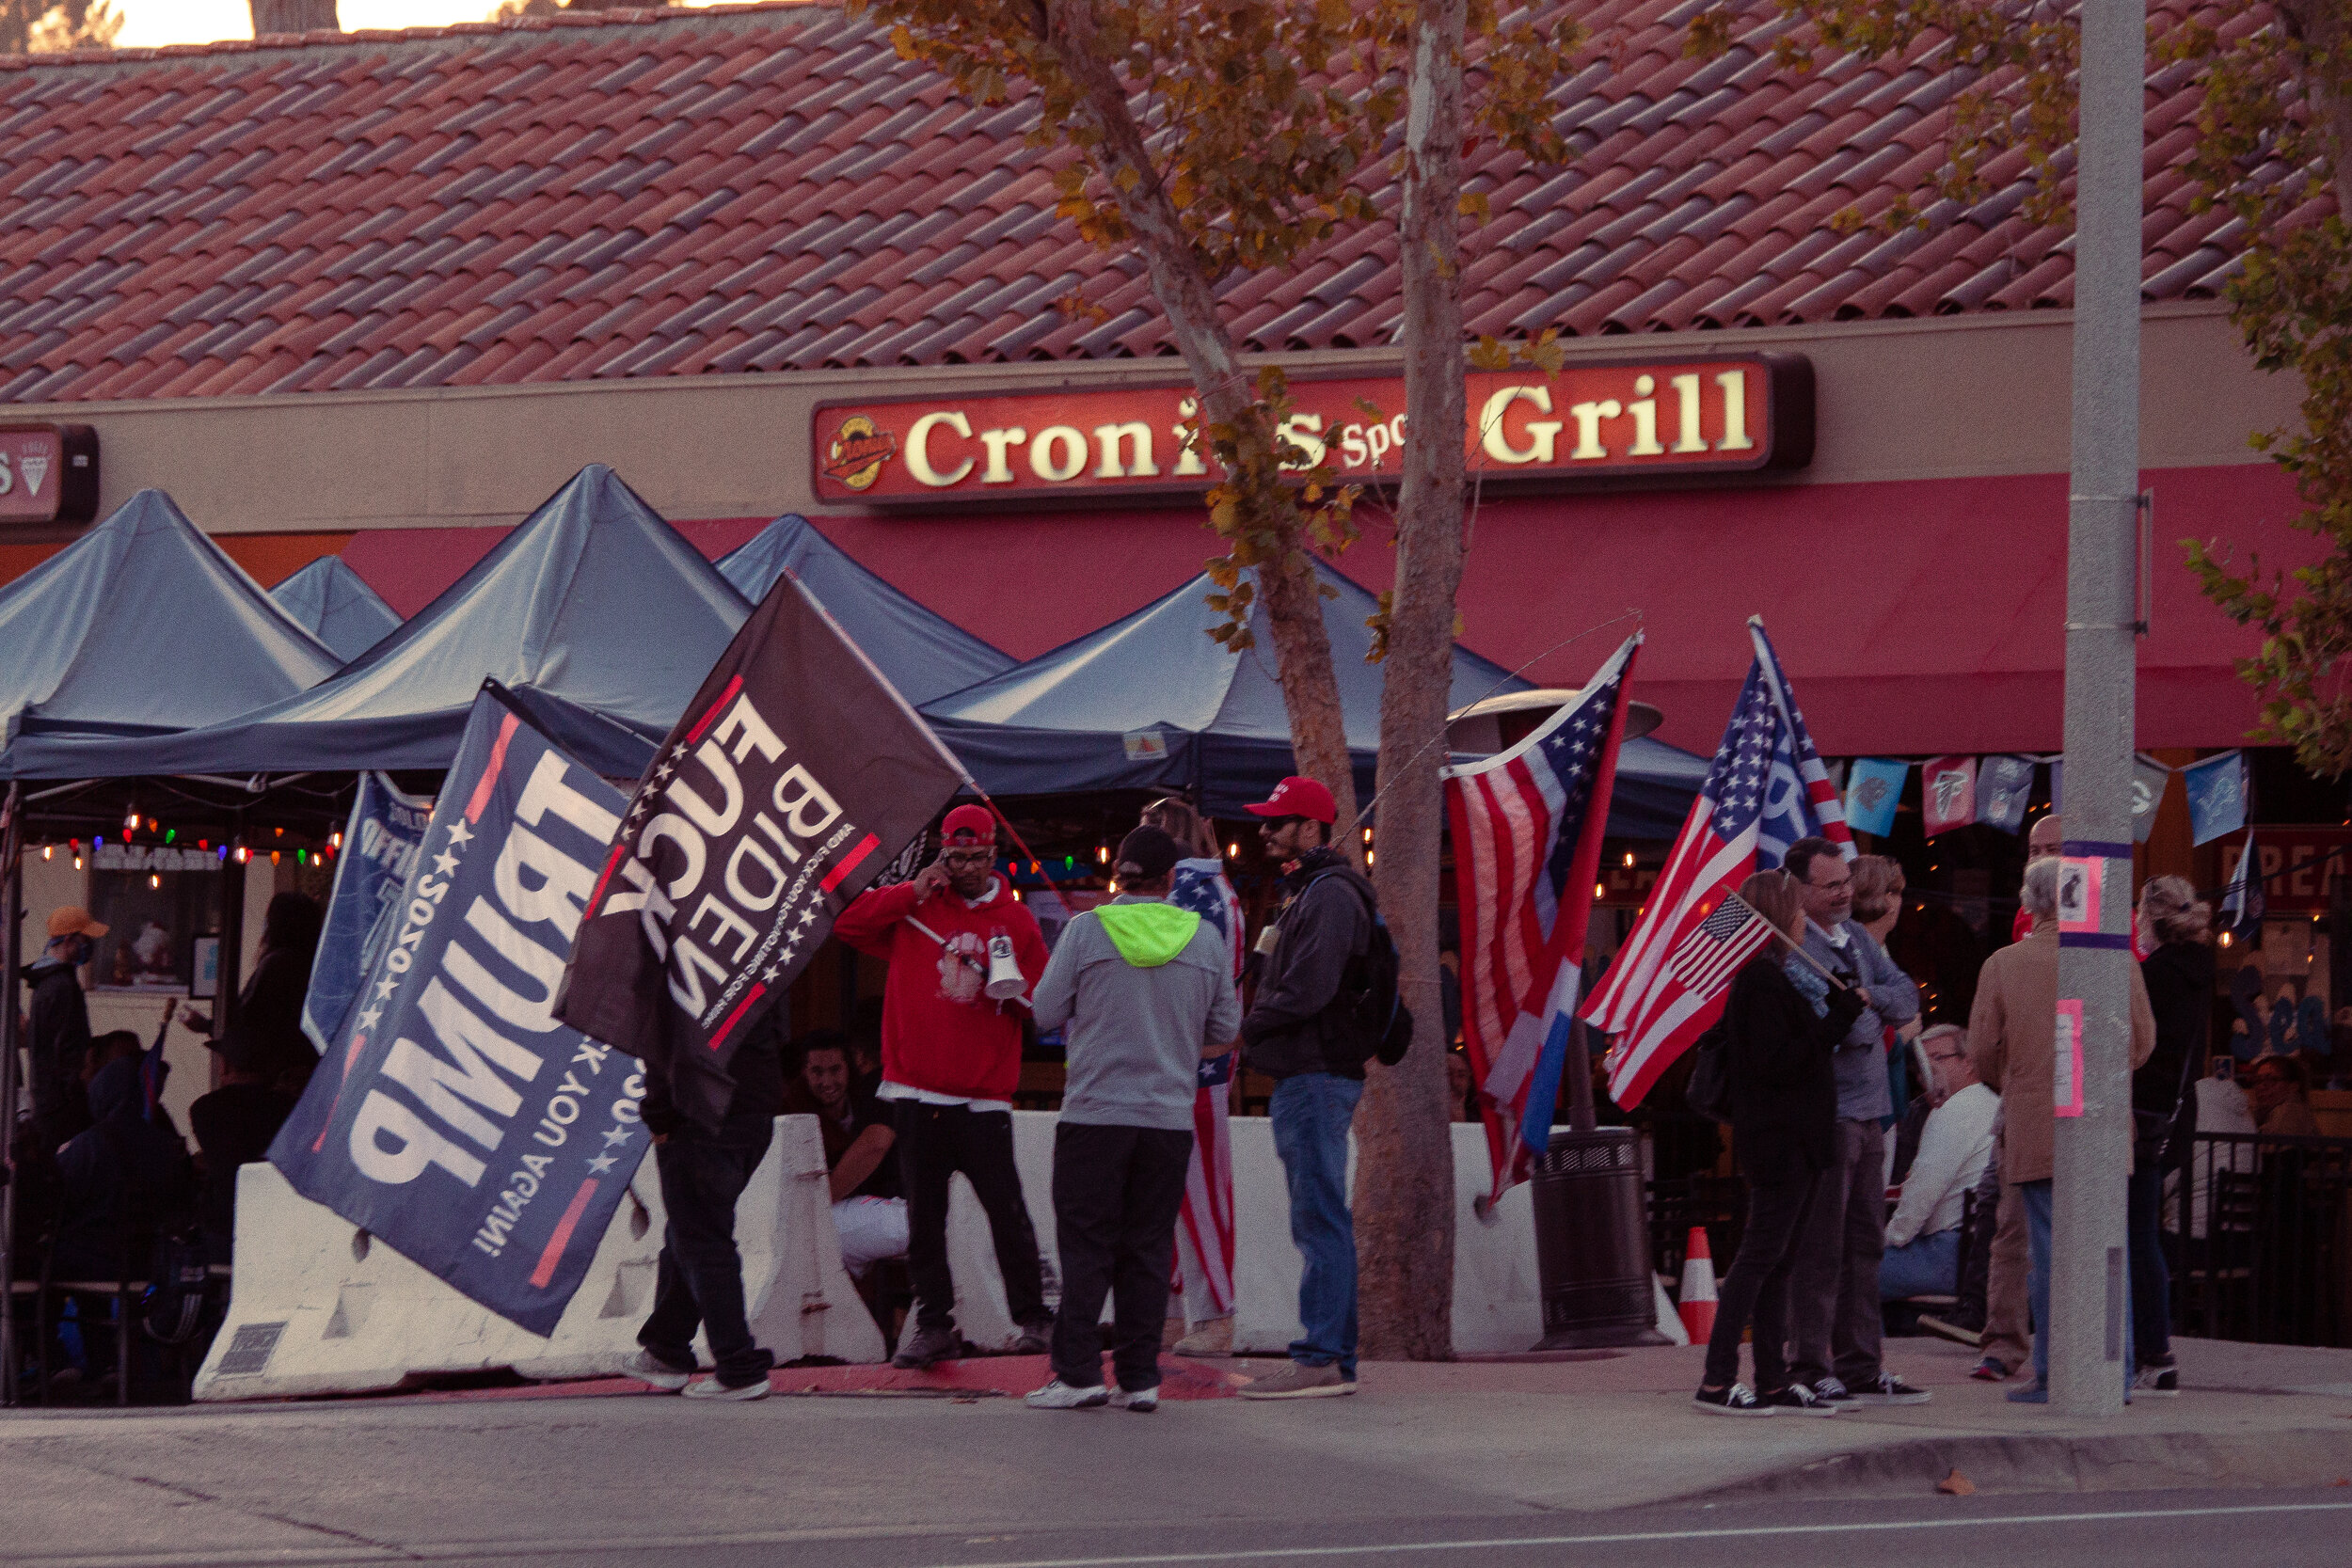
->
[556, 571, 968, 1133]
[270, 684, 646, 1335]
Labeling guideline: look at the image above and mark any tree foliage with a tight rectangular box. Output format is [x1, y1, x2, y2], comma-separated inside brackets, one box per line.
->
[1689, 0, 2352, 775]
[0, 0, 119, 54]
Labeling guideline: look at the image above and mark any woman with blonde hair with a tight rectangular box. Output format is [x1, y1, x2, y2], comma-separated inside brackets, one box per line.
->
[1139, 796, 1243, 1355]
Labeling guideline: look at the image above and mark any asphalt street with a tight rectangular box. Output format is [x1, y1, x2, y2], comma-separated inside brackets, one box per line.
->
[6, 1379, 2351, 1568]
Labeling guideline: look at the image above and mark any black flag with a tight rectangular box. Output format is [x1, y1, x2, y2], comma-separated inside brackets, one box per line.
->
[556, 573, 968, 1131]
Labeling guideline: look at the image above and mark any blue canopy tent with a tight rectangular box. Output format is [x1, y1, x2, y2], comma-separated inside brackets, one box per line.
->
[716, 515, 1013, 706]
[269, 555, 402, 663]
[6, 466, 748, 779]
[0, 489, 342, 777]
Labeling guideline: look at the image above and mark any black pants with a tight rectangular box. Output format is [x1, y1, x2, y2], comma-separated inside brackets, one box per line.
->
[896, 1101, 1049, 1334]
[640, 1130, 774, 1386]
[1704, 1171, 1822, 1392]
[1049, 1122, 1193, 1392]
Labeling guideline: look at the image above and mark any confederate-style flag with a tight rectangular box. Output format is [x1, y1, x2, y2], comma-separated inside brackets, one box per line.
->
[556, 573, 969, 1132]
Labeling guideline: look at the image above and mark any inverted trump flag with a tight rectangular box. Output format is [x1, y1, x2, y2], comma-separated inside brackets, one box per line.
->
[269, 686, 644, 1334]
[557, 572, 969, 1132]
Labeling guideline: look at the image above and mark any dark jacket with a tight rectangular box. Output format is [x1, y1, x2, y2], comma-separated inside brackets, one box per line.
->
[24, 953, 92, 1144]
[642, 1005, 786, 1148]
[1722, 955, 1865, 1186]
[1240, 847, 1373, 1082]
[238, 946, 317, 1085]
[189, 1083, 296, 1250]
[51, 1058, 195, 1280]
[2137, 939, 2215, 1155]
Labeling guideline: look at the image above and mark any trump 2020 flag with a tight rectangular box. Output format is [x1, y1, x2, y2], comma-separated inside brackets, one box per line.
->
[304, 771, 434, 1053]
[1921, 755, 1977, 837]
[1444, 633, 1638, 1199]
[1842, 758, 1907, 838]
[270, 686, 644, 1335]
[558, 572, 969, 1132]
[1585, 619, 1851, 1108]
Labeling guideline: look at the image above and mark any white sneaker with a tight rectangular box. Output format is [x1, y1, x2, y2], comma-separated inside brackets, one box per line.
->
[1109, 1385, 1159, 1413]
[1025, 1378, 1109, 1410]
[621, 1349, 692, 1391]
[681, 1374, 771, 1402]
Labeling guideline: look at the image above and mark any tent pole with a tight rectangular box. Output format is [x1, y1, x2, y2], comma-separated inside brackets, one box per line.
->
[0, 783, 23, 1407]
[215, 820, 247, 1038]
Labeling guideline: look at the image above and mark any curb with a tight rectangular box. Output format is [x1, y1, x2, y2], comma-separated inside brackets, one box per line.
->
[1677, 1425, 2352, 1505]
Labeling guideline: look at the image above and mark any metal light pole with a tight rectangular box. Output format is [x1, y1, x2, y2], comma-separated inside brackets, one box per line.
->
[2050, 0, 2145, 1418]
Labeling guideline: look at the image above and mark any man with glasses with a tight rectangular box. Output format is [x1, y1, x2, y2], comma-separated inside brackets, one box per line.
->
[835, 804, 1054, 1369]
[1879, 1025, 1998, 1301]
[1783, 836, 1930, 1406]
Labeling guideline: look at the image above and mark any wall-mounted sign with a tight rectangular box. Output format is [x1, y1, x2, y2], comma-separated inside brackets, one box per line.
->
[0, 423, 98, 526]
[2219, 828, 2351, 914]
[811, 356, 1812, 507]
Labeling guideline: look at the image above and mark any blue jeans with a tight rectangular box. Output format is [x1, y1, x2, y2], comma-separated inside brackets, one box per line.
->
[1878, 1227, 1961, 1301]
[1269, 1072, 1362, 1377]
[2021, 1178, 2133, 1394]
[2127, 1164, 2172, 1367]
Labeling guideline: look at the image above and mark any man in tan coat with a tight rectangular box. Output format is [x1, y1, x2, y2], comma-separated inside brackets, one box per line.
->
[1968, 855, 2154, 1402]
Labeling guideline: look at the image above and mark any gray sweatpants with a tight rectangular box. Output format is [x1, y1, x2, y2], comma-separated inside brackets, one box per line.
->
[1786, 1117, 1886, 1389]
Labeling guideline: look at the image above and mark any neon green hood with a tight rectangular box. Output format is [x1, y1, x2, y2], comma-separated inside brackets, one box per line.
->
[1095, 901, 1200, 968]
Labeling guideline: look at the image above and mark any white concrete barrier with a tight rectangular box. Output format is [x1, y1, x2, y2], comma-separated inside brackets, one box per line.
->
[942, 1111, 1670, 1358]
[194, 1116, 881, 1402]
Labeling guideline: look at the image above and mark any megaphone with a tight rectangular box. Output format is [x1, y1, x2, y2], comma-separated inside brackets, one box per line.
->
[984, 932, 1026, 1001]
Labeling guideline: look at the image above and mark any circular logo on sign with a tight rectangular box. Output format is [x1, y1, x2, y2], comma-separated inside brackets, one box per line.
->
[824, 415, 897, 491]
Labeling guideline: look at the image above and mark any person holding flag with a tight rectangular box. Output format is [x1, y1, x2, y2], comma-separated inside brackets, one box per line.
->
[1692, 872, 1866, 1417]
[834, 804, 1056, 1370]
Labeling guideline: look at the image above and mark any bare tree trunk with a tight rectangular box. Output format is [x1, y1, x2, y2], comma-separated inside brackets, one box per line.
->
[1353, 0, 1466, 1363]
[251, 0, 338, 33]
[1041, 0, 1360, 837]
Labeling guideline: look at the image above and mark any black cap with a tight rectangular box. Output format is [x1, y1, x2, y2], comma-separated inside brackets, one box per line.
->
[1115, 825, 1181, 884]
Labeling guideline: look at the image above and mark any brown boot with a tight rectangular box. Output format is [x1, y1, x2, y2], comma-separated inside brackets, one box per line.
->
[1172, 1316, 1233, 1357]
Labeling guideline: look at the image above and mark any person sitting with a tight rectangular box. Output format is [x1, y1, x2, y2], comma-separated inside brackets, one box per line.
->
[52, 1048, 195, 1286]
[187, 1025, 297, 1266]
[786, 1029, 909, 1277]
[1879, 1025, 1996, 1302]
[2248, 1053, 2320, 1138]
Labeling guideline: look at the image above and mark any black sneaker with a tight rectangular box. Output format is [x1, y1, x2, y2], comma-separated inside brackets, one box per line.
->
[893, 1323, 960, 1370]
[1846, 1371, 1932, 1406]
[1692, 1383, 1772, 1418]
[1758, 1383, 1840, 1417]
[1009, 1321, 1054, 1356]
[1810, 1376, 1855, 1405]
[2134, 1363, 2180, 1397]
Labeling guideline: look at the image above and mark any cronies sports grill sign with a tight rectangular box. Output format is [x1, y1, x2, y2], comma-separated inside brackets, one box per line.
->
[812, 354, 1811, 507]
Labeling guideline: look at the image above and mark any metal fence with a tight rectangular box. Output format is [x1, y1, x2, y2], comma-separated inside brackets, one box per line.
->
[2166, 1131, 2352, 1350]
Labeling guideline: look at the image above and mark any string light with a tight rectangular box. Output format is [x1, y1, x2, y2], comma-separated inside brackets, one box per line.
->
[1595, 881, 1606, 899]
[234, 846, 249, 863]
[124, 808, 137, 831]
[40, 845, 50, 861]
[149, 874, 159, 889]
[270, 850, 281, 865]
[329, 832, 342, 848]
[1097, 846, 1109, 863]
[1623, 852, 1635, 867]
[1227, 842, 1240, 859]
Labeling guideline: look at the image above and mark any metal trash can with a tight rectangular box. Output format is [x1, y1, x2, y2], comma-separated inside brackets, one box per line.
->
[1529, 1126, 1671, 1350]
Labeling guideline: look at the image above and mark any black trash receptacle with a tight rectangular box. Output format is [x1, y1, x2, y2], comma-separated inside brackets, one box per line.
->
[1529, 1126, 1671, 1350]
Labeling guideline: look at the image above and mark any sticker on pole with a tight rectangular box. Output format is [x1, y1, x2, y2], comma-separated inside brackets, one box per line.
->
[2054, 999, 2085, 1117]
[2057, 856, 2101, 934]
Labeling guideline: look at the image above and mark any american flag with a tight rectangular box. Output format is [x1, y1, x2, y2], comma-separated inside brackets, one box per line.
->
[1169, 861, 1244, 1318]
[1443, 633, 1639, 1199]
[1584, 619, 1851, 1108]
[1666, 893, 1776, 998]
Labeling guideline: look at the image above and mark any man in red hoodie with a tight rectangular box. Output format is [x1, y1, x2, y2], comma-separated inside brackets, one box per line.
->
[834, 803, 1054, 1368]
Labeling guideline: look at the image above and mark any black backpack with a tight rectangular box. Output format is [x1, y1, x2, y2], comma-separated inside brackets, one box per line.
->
[1685, 1020, 1732, 1125]
[1306, 870, 1414, 1069]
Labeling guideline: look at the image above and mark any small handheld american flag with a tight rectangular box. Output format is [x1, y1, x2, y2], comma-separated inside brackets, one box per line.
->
[1665, 893, 1777, 1000]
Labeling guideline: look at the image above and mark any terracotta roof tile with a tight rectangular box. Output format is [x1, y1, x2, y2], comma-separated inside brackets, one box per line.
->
[0, 0, 2303, 404]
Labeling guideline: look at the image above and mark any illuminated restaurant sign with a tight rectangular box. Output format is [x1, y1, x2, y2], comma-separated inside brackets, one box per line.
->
[0, 423, 99, 526]
[812, 355, 1810, 506]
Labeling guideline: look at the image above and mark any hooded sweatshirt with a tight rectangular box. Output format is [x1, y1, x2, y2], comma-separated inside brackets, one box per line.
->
[1032, 895, 1241, 1132]
[834, 873, 1048, 1104]
[54, 1056, 194, 1278]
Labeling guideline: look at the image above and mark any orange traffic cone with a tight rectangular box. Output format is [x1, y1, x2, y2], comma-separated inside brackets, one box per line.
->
[1677, 1227, 1718, 1342]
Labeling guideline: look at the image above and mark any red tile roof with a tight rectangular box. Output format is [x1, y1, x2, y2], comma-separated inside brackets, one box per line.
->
[0, 0, 2289, 404]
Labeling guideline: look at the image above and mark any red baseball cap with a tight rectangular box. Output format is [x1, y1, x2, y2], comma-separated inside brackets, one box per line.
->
[1245, 775, 1337, 824]
[941, 803, 996, 847]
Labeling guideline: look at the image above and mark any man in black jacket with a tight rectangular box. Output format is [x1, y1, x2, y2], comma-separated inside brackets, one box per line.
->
[1235, 776, 1372, 1401]
[622, 1007, 787, 1402]
[24, 906, 105, 1149]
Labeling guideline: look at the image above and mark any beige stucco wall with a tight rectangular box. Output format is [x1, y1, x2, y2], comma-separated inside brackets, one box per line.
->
[8, 300, 2298, 540]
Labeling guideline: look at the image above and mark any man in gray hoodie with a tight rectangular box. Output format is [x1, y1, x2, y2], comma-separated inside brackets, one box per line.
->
[1025, 825, 1241, 1412]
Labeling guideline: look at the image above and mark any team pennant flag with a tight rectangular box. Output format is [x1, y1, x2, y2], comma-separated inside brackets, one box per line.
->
[2185, 751, 2249, 847]
[1921, 756, 1977, 837]
[557, 572, 970, 1132]
[1842, 758, 1908, 838]
[1975, 754, 2035, 832]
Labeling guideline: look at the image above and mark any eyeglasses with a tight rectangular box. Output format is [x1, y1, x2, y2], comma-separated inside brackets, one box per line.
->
[941, 851, 993, 869]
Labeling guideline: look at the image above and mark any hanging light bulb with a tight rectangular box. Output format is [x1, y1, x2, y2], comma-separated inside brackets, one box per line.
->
[72, 854, 82, 871]
[149, 874, 159, 890]
[330, 832, 342, 848]
[1227, 842, 1240, 859]
[40, 844, 51, 861]
[125, 807, 138, 831]
[1097, 845, 1109, 863]
[270, 850, 281, 865]
[1623, 851, 1636, 867]
[146, 817, 156, 832]
[1595, 881, 1606, 899]
[234, 846, 249, 864]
